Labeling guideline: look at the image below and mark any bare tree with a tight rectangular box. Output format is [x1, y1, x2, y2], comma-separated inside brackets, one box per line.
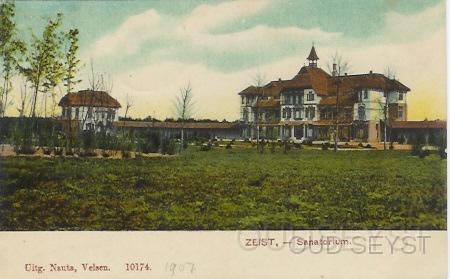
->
[123, 92, 133, 119]
[328, 51, 351, 152]
[88, 59, 113, 93]
[378, 67, 397, 150]
[327, 51, 351, 77]
[253, 71, 266, 153]
[174, 82, 194, 150]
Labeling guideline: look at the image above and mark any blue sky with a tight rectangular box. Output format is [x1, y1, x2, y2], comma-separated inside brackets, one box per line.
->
[11, 0, 446, 120]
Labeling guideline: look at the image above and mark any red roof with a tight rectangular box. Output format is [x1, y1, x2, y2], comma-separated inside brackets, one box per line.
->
[59, 90, 121, 108]
[238, 67, 409, 99]
[391, 121, 446, 129]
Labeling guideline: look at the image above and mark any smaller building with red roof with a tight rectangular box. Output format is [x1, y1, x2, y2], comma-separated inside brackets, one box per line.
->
[58, 89, 121, 133]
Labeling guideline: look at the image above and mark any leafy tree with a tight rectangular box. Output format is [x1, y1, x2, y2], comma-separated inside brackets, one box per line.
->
[63, 28, 81, 94]
[0, 0, 26, 117]
[21, 13, 64, 119]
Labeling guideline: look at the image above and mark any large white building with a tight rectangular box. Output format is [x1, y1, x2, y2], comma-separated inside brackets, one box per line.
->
[238, 46, 410, 143]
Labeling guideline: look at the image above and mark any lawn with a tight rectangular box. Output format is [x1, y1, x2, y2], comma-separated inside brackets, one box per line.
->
[0, 148, 446, 230]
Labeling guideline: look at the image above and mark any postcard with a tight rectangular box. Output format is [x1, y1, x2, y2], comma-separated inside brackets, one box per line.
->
[0, 0, 447, 278]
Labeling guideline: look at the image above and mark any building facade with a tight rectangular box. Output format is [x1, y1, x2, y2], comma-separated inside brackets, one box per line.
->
[58, 89, 121, 134]
[238, 46, 410, 143]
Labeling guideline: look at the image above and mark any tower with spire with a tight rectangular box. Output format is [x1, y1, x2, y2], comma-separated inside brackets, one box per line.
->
[307, 44, 319, 67]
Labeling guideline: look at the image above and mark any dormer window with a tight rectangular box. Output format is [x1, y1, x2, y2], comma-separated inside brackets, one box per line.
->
[399, 93, 404, 101]
[307, 91, 314, 101]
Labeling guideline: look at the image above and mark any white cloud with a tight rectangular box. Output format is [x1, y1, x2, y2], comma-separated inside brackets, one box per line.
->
[179, 0, 271, 33]
[5, 1, 446, 122]
[88, 9, 164, 58]
[378, 1, 445, 43]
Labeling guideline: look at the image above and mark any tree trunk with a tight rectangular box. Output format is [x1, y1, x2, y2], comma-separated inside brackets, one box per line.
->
[334, 83, 340, 152]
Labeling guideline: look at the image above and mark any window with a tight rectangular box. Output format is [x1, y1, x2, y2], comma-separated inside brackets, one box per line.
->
[87, 107, 92, 118]
[241, 96, 245, 105]
[75, 108, 79, 119]
[282, 108, 286, 118]
[67, 107, 72, 119]
[358, 105, 365, 120]
[358, 92, 362, 102]
[363, 90, 368, 99]
[399, 93, 404, 101]
[294, 108, 301, 119]
[307, 91, 314, 101]
[398, 106, 404, 119]
[310, 107, 315, 119]
[286, 108, 292, 119]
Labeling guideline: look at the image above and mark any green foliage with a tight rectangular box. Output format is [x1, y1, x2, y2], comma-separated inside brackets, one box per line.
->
[21, 13, 65, 117]
[411, 142, 422, 156]
[63, 28, 81, 93]
[160, 138, 176, 155]
[0, 149, 446, 230]
[0, 0, 26, 117]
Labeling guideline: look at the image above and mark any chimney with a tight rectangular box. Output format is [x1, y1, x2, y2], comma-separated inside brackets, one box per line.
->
[369, 70, 373, 74]
[344, 73, 347, 76]
[332, 63, 337, 76]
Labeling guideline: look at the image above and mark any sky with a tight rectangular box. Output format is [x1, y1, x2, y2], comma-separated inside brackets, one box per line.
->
[8, 0, 447, 121]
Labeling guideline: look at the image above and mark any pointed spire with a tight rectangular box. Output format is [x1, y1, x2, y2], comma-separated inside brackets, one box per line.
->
[307, 44, 319, 67]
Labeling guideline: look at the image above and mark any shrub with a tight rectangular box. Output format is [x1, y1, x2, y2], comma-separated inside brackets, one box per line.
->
[102, 151, 110, 158]
[321, 143, 329, 150]
[200, 143, 212, 151]
[65, 148, 74, 156]
[81, 131, 96, 151]
[161, 138, 177, 155]
[121, 150, 131, 158]
[419, 150, 430, 159]
[358, 142, 364, 147]
[365, 144, 372, 149]
[439, 146, 447, 159]
[293, 143, 303, 149]
[270, 141, 276, 153]
[283, 140, 291, 153]
[398, 135, 405, 144]
[14, 145, 36, 155]
[54, 147, 63, 156]
[411, 142, 422, 156]
[225, 143, 232, 149]
[80, 150, 97, 157]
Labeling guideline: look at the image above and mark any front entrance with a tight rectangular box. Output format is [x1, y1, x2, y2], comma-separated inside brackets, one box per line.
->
[294, 125, 303, 139]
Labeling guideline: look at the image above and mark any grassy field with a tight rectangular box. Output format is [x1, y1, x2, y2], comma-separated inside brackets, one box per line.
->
[0, 147, 446, 230]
